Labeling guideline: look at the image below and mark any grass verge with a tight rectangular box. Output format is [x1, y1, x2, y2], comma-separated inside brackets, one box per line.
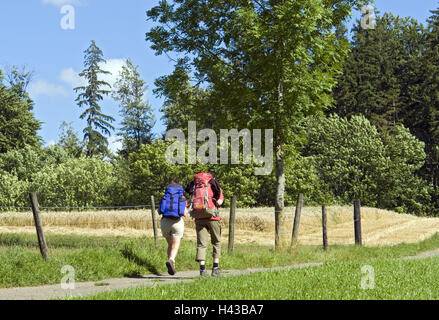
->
[77, 257, 439, 300]
[0, 232, 439, 289]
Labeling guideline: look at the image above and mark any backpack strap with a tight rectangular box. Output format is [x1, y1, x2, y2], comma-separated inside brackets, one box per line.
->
[204, 180, 209, 209]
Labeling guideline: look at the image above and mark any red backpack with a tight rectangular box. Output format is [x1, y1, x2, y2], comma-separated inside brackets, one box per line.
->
[189, 172, 220, 219]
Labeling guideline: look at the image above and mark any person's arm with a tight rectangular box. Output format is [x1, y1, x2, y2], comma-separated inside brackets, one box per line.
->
[209, 179, 224, 206]
[185, 181, 194, 196]
[158, 198, 163, 215]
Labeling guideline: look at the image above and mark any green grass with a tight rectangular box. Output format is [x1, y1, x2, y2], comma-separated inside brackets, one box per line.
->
[78, 257, 439, 300]
[1, 232, 439, 289]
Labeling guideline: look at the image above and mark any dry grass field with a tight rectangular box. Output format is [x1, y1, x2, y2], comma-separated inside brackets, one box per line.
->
[1, 206, 439, 246]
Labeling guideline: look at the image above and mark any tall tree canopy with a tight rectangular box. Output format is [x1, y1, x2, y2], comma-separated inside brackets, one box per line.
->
[74, 40, 115, 157]
[332, 13, 425, 130]
[146, 0, 367, 248]
[415, 8, 439, 201]
[113, 58, 156, 155]
[0, 68, 41, 153]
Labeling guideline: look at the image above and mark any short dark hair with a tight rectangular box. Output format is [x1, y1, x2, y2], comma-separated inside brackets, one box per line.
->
[208, 171, 216, 179]
[169, 179, 179, 184]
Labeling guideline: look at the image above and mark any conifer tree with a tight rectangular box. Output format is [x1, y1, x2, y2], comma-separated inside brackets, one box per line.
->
[113, 58, 155, 156]
[333, 13, 423, 131]
[74, 40, 115, 157]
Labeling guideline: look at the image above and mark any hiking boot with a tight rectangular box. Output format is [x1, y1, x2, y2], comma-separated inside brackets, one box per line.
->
[211, 267, 224, 277]
[200, 269, 209, 277]
[166, 259, 176, 275]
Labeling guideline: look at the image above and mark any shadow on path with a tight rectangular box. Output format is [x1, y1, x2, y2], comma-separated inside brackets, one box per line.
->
[121, 249, 161, 276]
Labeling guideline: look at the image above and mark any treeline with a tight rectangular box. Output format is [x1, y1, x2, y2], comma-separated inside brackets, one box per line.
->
[0, 114, 428, 215]
[1, 5, 439, 216]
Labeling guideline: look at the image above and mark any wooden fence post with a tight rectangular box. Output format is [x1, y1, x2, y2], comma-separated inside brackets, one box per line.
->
[29, 192, 49, 260]
[354, 199, 362, 246]
[228, 196, 237, 252]
[151, 195, 159, 246]
[291, 193, 303, 249]
[322, 205, 328, 251]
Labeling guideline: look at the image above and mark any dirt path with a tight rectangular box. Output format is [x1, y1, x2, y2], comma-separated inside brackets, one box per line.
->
[0, 263, 322, 300]
[401, 248, 439, 260]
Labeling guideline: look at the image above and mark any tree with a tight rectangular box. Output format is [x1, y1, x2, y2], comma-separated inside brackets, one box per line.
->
[416, 7, 439, 205]
[4, 65, 35, 100]
[0, 68, 41, 153]
[58, 121, 83, 157]
[332, 13, 424, 130]
[31, 157, 116, 207]
[146, 0, 366, 249]
[154, 62, 215, 132]
[303, 114, 430, 215]
[74, 40, 115, 157]
[113, 59, 155, 155]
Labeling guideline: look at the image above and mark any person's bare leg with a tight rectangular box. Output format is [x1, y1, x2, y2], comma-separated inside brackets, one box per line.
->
[165, 236, 180, 275]
[166, 237, 172, 258]
[168, 237, 181, 260]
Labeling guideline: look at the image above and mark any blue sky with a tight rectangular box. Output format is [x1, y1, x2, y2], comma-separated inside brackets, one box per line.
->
[1, 0, 438, 150]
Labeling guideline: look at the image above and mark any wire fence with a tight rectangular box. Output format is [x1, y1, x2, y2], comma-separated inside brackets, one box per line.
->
[0, 204, 152, 212]
[0, 199, 362, 245]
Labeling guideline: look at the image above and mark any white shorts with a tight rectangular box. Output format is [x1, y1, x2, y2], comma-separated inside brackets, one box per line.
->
[160, 217, 184, 239]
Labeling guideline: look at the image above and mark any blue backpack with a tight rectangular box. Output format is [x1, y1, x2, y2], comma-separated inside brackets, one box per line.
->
[159, 184, 187, 218]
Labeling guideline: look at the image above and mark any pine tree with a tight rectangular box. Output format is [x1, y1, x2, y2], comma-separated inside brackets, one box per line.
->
[332, 13, 422, 131]
[74, 40, 115, 157]
[417, 8, 439, 196]
[112, 59, 155, 156]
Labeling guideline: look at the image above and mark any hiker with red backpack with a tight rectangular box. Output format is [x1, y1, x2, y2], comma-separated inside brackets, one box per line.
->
[158, 179, 188, 275]
[185, 171, 224, 277]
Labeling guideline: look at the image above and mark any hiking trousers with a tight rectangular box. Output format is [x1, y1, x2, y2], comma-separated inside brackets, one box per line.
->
[195, 219, 222, 262]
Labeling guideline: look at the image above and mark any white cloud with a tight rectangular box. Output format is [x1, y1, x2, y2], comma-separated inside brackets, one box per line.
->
[108, 135, 123, 153]
[28, 80, 68, 98]
[100, 58, 126, 88]
[60, 67, 86, 88]
[41, 0, 81, 7]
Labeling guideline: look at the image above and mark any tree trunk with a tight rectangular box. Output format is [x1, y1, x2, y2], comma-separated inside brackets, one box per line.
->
[274, 143, 285, 250]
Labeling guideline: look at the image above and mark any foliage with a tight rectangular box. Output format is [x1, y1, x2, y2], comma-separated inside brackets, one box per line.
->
[146, 0, 368, 226]
[30, 157, 116, 207]
[57, 122, 84, 158]
[0, 170, 29, 208]
[303, 114, 430, 214]
[0, 68, 41, 153]
[112, 59, 155, 155]
[0, 144, 70, 183]
[332, 13, 425, 130]
[74, 40, 115, 158]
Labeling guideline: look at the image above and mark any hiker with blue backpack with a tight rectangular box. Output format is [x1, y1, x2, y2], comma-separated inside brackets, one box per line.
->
[186, 171, 224, 277]
[158, 179, 188, 275]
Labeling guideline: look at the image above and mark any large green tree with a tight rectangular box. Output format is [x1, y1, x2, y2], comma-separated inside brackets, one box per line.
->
[74, 40, 115, 157]
[332, 13, 425, 130]
[154, 65, 210, 132]
[113, 59, 155, 155]
[146, 0, 366, 248]
[0, 68, 41, 153]
[415, 7, 439, 204]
